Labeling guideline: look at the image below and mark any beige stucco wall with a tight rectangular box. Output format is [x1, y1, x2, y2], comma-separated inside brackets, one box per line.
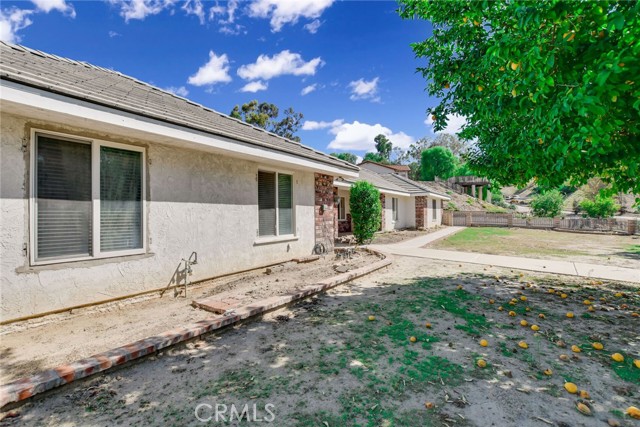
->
[0, 113, 316, 321]
[425, 197, 443, 228]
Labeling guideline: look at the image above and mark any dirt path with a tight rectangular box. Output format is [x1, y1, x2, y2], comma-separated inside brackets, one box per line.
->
[3, 257, 638, 426]
[0, 250, 380, 384]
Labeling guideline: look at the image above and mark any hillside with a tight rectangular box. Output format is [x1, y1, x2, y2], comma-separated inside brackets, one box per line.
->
[422, 181, 508, 212]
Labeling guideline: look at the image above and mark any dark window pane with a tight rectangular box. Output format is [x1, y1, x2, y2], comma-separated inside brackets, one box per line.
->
[258, 171, 276, 236]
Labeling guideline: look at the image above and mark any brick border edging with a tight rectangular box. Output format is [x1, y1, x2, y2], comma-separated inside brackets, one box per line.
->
[0, 249, 391, 409]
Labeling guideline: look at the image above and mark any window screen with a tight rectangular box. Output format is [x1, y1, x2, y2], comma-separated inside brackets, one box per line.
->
[100, 146, 143, 252]
[278, 173, 293, 235]
[36, 136, 92, 260]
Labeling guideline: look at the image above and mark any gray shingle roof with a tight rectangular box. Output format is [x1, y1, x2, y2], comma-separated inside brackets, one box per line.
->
[381, 174, 450, 199]
[337, 168, 407, 194]
[0, 42, 358, 172]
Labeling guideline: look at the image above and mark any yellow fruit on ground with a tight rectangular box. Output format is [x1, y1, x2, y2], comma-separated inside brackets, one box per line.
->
[611, 353, 624, 362]
[480, 339, 488, 347]
[583, 300, 592, 305]
[557, 340, 566, 348]
[543, 368, 552, 376]
[559, 354, 570, 361]
[634, 359, 640, 369]
[566, 312, 574, 318]
[538, 313, 546, 319]
[564, 382, 578, 394]
[509, 311, 516, 317]
[572, 345, 581, 353]
[614, 292, 622, 297]
[525, 307, 531, 312]
[498, 306, 504, 311]
[457, 285, 463, 290]
[520, 320, 528, 327]
[561, 293, 568, 299]
[631, 312, 639, 317]
[409, 336, 417, 343]
[368, 315, 376, 321]
[576, 402, 591, 415]
[627, 406, 640, 419]
[520, 296, 527, 301]
[425, 322, 432, 328]
[579, 390, 590, 399]
[531, 325, 540, 331]
[518, 341, 528, 349]
[592, 342, 603, 350]
[548, 289, 555, 294]
[489, 299, 495, 304]
[425, 401, 434, 409]
[587, 306, 595, 312]
[477, 359, 487, 368]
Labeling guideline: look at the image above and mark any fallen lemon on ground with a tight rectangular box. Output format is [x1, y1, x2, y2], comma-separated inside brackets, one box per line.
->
[579, 390, 590, 399]
[565, 382, 578, 394]
[457, 285, 463, 290]
[520, 296, 527, 301]
[572, 345, 581, 353]
[592, 342, 603, 350]
[561, 293, 568, 299]
[614, 292, 622, 297]
[520, 320, 528, 327]
[498, 306, 504, 311]
[409, 336, 417, 343]
[477, 359, 487, 368]
[538, 313, 545, 319]
[587, 306, 595, 312]
[576, 402, 591, 415]
[489, 299, 495, 304]
[611, 353, 624, 362]
[627, 406, 640, 419]
[543, 368, 552, 376]
[518, 341, 528, 349]
[480, 339, 488, 347]
[531, 324, 540, 331]
[559, 354, 570, 361]
[583, 300, 592, 305]
[566, 312, 574, 318]
[368, 315, 376, 321]
[425, 401, 434, 409]
[634, 359, 640, 369]
[425, 322, 432, 328]
[509, 311, 516, 317]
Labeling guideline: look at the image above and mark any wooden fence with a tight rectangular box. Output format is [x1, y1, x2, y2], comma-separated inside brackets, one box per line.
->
[442, 211, 637, 235]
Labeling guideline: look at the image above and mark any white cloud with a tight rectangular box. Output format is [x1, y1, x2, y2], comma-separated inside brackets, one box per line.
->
[302, 119, 343, 131]
[240, 80, 268, 93]
[238, 50, 323, 81]
[327, 121, 414, 151]
[424, 113, 467, 135]
[108, 30, 121, 37]
[303, 19, 321, 34]
[31, 0, 75, 17]
[108, 0, 175, 22]
[187, 51, 232, 86]
[0, 7, 33, 43]
[165, 86, 189, 97]
[300, 84, 316, 96]
[349, 77, 380, 102]
[182, 0, 204, 24]
[248, 0, 334, 32]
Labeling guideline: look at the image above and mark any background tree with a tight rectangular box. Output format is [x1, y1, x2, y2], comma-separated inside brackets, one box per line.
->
[349, 181, 382, 244]
[374, 134, 393, 161]
[580, 195, 620, 218]
[330, 152, 358, 164]
[431, 133, 469, 157]
[399, 1, 640, 197]
[420, 146, 457, 181]
[230, 100, 303, 142]
[530, 190, 564, 217]
[363, 152, 387, 164]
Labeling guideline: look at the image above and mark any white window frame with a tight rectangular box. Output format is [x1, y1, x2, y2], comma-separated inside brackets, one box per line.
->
[338, 196, 346, 221]
[256, 167, 296, 240]
[29, 129, 147, 266]
[392, 197, 399, 222]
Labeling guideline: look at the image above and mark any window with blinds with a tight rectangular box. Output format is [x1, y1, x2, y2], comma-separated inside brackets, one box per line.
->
[257, 171, 294, 237]
[33, 133, 144, 263]
[432, 199, 437, 220]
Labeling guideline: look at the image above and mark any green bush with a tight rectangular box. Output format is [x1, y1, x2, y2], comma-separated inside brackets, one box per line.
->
[579, 196, 620, 218]
[530, 189, 564, 217]
[349, 181, 382, 244]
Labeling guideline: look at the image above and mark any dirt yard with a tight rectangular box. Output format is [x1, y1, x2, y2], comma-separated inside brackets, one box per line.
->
[3, 257, 638, 426]
[0, 249, 381, 384]
[430, 227, 640, 269]
[338, 228, 445, 246]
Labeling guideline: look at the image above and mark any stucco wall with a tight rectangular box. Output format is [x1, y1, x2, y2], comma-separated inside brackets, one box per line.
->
[0, 113, 316, 321]
[425, 197, 443, 228]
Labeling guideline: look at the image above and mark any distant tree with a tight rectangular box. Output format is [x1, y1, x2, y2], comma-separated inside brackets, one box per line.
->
[363, 152, 387, 164]
[454, 161, 474, 177]
[350, 181, 382, 244]
[330, 152, 358, 164]
[230, 100, 303, 142]
[580, 196, 620, 218]
[432, 133, 468, 157]
[374, 134, 393, 161]
[530, 190, 564, 217]
[420, 147, 457, 181]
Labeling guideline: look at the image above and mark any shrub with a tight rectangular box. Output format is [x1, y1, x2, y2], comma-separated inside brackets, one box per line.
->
[530, 189, 564, 217]
[350, 181, 382, 244]
[579, 196, 620, 218]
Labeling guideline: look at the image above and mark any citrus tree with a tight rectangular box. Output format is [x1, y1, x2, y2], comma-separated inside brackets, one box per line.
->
[349, 181, 382, 244]
[398, 1, 640, 196]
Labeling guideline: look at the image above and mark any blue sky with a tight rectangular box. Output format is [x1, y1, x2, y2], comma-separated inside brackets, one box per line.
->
[0, 0, 463, 156]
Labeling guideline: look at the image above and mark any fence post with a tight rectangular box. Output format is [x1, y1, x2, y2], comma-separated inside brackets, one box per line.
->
[507, 213, 513, 227]
[628, 220, 636, 235]
[553, 217, 560, 228]
[465, 211, 472, 226]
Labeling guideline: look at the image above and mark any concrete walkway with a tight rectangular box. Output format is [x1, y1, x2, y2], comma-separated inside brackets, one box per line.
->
[370, 227, 640, 284]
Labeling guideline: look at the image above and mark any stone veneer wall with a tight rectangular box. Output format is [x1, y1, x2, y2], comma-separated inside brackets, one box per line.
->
[314, 173, 336, 250]
[415, 196, 427, 229]
[379, 193, 386, 231]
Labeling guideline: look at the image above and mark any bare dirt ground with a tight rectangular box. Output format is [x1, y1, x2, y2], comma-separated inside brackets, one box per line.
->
[431, 227, 640, 269]
[3, 257, 638, 427]
[0, 250, 381, 384]
[371, 228, 445, 245]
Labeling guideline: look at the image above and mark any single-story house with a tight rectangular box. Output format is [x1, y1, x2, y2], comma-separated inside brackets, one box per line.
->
[334, 166, 450, 233]
[0, 42, 359, 322]
[358, 160, 411, 178]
